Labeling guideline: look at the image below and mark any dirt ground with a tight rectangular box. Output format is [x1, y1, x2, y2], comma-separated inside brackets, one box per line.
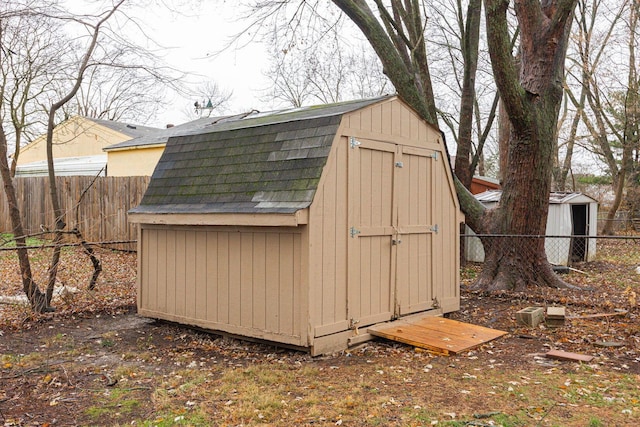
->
[1, 248, 639, 426]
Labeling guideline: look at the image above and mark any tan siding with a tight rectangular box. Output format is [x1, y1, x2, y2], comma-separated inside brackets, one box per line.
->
[348, 110, 361, 130]
[240, 233, 253, 327]
[195, 232, 208, 320]
[252, 233, 267, 330]
[228, 233, 241, 326]
[264, 233, 281, 332]
[205, 231, 218, 321]
[321, 158, 336, 324]
[156, 230, 167, 313]
[293, 233, 303, 338]
[217, 232, 230, 323]
[279, 233, 295, 335]
[347, 139, 395, 327]
[174, 231, 186, 317]
[381, 102, 392, 134]
[308, 135, 350, 334]
[165, 230, 177, 315]
[391, 100, 402, 136]
[141, 229, 153, 311]
[139, 226, 305, 342]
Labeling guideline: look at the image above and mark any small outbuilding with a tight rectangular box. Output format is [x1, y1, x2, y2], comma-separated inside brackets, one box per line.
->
[129, 96, 461, 355]
[466, 190, 598, 266]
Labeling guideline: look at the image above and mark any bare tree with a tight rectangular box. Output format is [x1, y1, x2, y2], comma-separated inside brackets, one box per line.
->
[564, 0, 635, 234]
[68, 65, 165, 123]
[428, 0, 501, 187]
[262, 18, 390, 108]
[0, 0, 183, 312]
[0, 9, 68, 177]
[182, 81, 233, 120]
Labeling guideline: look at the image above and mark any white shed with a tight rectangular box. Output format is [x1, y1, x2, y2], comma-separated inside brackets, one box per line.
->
[466, 191, 598, 266]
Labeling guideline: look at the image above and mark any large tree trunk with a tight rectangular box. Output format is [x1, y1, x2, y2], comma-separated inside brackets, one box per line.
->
[474, 101, 568, 290]
[474, 0, 580, 290]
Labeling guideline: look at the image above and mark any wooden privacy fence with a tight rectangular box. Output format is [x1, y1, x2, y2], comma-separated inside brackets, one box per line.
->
[0, 176, 150, 251]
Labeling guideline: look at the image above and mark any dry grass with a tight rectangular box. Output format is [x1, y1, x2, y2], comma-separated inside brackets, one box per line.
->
[0, 240, 639, 426]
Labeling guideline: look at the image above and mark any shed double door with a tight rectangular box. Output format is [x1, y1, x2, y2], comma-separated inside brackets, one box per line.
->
[347, 137, 436, 328]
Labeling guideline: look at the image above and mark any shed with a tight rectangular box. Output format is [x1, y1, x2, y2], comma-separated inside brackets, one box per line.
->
[129, 96, 461, 355]
[465, 190, 598, 266]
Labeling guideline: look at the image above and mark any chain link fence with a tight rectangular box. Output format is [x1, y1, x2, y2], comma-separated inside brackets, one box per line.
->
[462, 233, 640, 270]
[597, 210, 640, 235]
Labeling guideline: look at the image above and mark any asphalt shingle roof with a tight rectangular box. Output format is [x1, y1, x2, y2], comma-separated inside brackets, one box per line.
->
[87, 117, 160, 139]
[132, 96, 392, 214]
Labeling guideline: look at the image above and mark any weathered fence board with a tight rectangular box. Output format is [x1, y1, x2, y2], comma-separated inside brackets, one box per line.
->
[0, 176, 150, 251]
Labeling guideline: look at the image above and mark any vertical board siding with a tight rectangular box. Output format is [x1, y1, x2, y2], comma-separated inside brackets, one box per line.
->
[140, 226, 303, 340]
[343, 100, 459, 323]
[396, 149, 435, 315]
[0, 176, 149, 251]
[348, 140, 396, 327]
[308, 135, 350, 333]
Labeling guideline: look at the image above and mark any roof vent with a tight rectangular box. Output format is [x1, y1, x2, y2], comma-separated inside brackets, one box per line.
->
[166, 124, 175, 128]
[126, 124, 136, 129]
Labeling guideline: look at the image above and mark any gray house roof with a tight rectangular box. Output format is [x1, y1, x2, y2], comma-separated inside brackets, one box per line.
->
[132, 96, 393, 215]
[87, 117, 160, 139]
[103, 116, 244, 151]
[475, 190, 598, 204]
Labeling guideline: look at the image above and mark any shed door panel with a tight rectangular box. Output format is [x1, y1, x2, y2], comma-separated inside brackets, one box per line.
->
[396, 147, 435, 315]
[348, 139, 396, 327]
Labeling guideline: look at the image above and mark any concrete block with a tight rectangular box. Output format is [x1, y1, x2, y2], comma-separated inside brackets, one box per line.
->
[546, 306, 566, 327]
[516, 306, 545, 327]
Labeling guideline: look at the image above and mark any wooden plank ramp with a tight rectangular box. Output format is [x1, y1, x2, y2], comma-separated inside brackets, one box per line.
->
[368, 315, 508, 355]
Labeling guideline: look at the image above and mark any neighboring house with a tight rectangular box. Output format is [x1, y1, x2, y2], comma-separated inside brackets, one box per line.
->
[103, 116, 250, 177]
[471, 175, 500, 194]
[129, 95, 462, 355]
[466, 190, 598, 266]
[14, 116, 160, 177]
[448, 156, 501, 195]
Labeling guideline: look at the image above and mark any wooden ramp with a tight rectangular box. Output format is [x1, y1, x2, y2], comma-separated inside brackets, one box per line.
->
[368, 315, 508, 355]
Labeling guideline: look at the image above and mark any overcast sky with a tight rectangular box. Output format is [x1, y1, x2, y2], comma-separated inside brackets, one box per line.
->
[75, 0, 273, 128]
[139, 2, 273, 127]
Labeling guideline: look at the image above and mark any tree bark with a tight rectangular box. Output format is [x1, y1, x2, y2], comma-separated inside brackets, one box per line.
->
[0, 123, 48, 312]
[474, 0, 579, 290]
[455, 0, 482, 189]
[332, 0, 438, 123]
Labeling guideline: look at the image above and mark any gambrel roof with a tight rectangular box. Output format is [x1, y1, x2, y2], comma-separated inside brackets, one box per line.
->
[132, 96, 393, 215]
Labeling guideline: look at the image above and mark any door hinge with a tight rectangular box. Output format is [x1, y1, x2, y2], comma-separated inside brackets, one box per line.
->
[349, 137, 361, 149]
[432, 297, 440, 309]
[430, 224, 439, 234]
[430, 152, 438, 160]
[350, 226, 361, 238]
